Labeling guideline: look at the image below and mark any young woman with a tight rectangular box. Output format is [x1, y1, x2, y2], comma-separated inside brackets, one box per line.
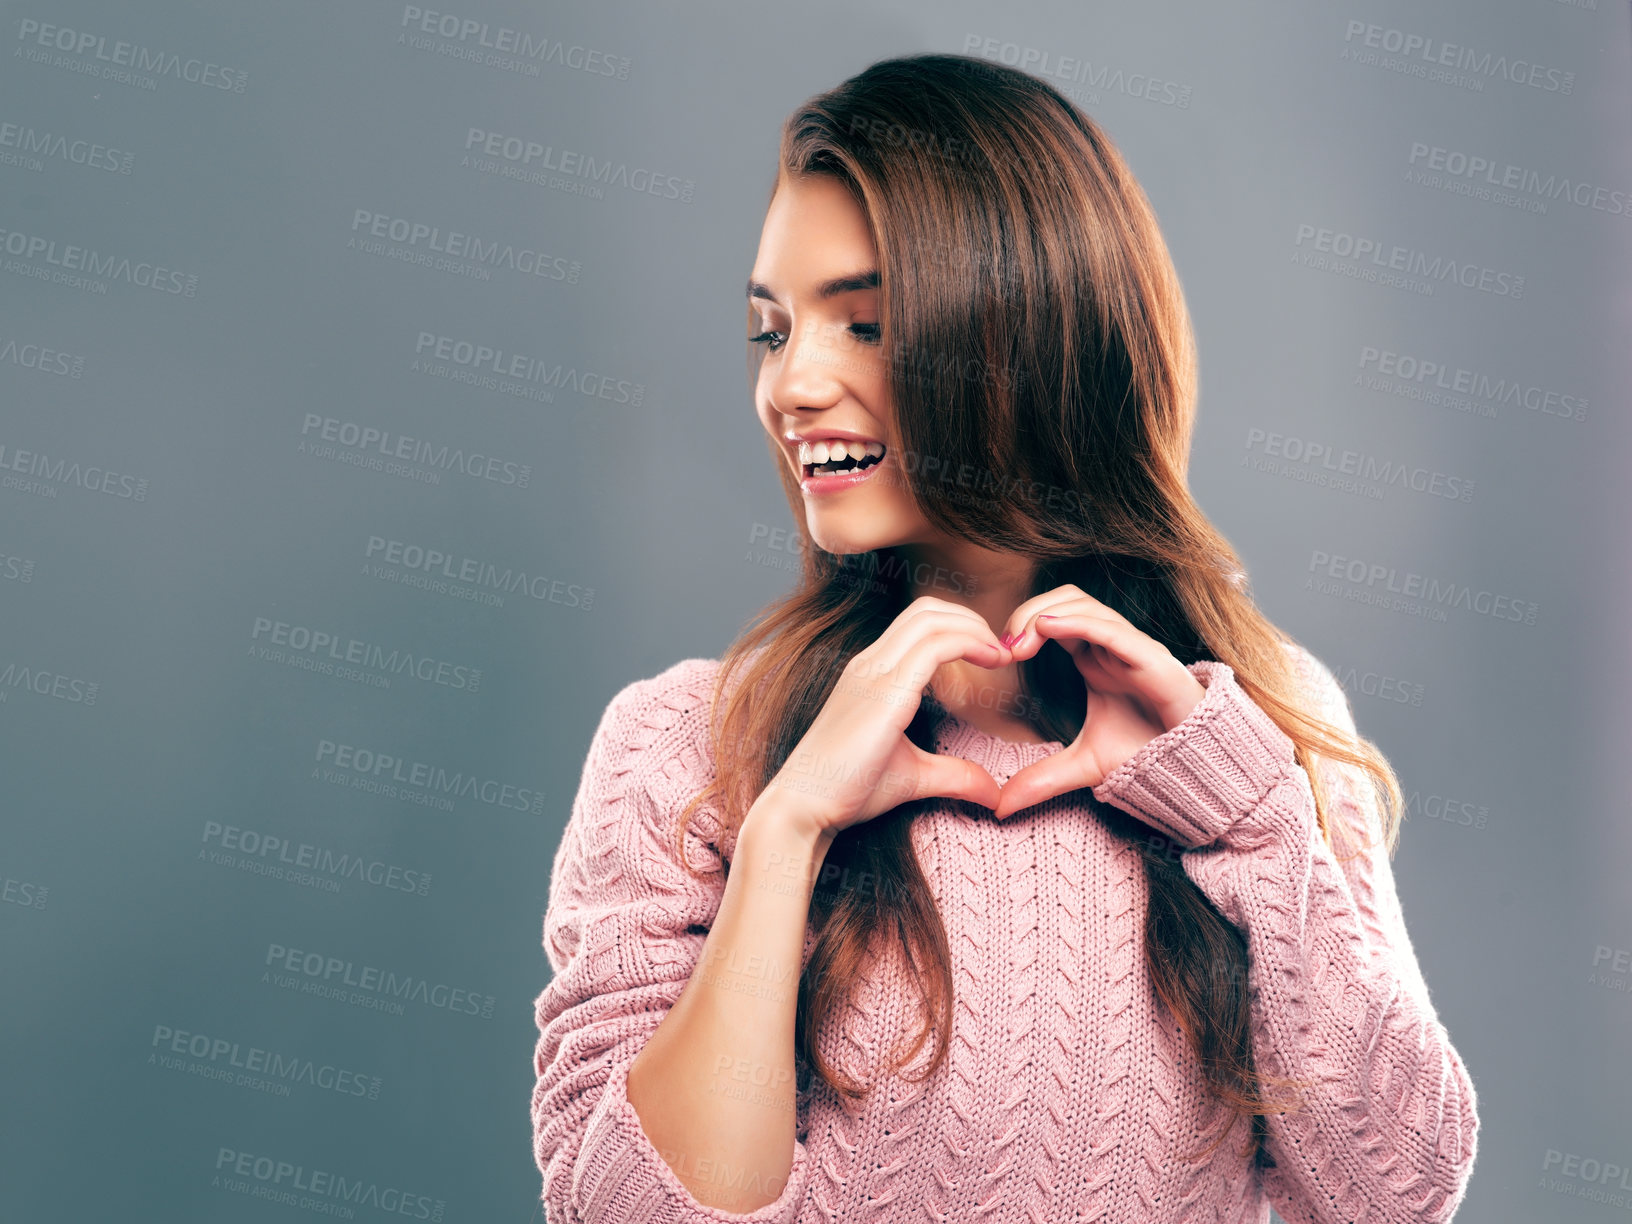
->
[532, 53, 1479, 1224]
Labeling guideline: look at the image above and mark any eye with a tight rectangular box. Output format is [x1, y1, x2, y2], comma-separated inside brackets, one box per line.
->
[748, 322, 880, 352]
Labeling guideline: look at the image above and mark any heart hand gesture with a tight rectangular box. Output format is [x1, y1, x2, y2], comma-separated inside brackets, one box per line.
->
[990, 585, 1206, 821]
[755, 596, 1011, 848]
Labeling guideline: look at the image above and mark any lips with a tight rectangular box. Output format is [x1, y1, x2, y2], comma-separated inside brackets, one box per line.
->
[796, 437, 886, 479]
[797, 444, 889, 496]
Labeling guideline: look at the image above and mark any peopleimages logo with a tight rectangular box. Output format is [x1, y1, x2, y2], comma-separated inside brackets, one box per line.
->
[0, 658, 99, 704]
[248, 615, 482, 692]
[0, 551, 34, 583]
[212, 1147, 444, 1220]
[1406, 142, 1630, 221]
[461, 126, 695, 202]
[1356, 345, 1587, 423]
[363, 534, 595, 609]
[1340, 20, 1575, 95]
[0, 225, 198, 295]
[1539, 1148, 1632, 1210]
[1293, 222, 1523, 298]
[960, 33, 1193, 108]
[150, 1022, 382, 1101]
[0, 333, 86, 377]
[261, 941, 496, 1020]
[1240, 428, 1474, 503]
[0, 437, 149, 501]
[315, 737, 548, 814]
[2, 870, 48, 909]
[397, 5, 630, 79]
[411, 331, 642, 405]
[199, 820, 432, 897]
[1588, 944, 1632, 993]
[297, 413, 532, 489]
[0, 119, 134, 174]
[348, 209, 581, 281]
[13, 18, 250, 93]
[1305, 549, 1538, 625]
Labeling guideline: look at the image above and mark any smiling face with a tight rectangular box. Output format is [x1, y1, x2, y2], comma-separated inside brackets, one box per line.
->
[747, 171, 936, 557]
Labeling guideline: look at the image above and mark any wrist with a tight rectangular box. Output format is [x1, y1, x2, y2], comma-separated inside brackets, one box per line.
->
[743, 791, 837, 859]
[734, 802, 835, 909]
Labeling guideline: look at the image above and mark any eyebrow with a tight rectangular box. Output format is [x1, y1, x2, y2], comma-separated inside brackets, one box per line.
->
[745, 268, 879, 304]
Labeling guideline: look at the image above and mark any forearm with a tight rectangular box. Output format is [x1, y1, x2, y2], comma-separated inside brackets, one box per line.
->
[1093, 658, 1478, 1220]
[1192, 780, 1478, 1223]
[624, 797, 833, 1215]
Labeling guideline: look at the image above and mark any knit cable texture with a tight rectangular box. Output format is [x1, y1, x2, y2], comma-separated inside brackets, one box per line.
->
[531, 645, 1480, 1223]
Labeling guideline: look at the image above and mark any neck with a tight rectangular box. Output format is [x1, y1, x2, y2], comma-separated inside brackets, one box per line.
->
[893, 541, 1042, 737]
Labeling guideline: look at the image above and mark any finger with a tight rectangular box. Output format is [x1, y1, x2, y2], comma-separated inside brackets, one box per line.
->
[992, 752, 1100, 821]
[871, 602, 998, 656]
[893, 627, 1013, 695]
[868, 636, 1005, 705]
[1027, 612, 1154, 669]
[997, 584, 1083, 645]
[836, 631, 1007, 727]
[1003, 603, 1116, 662]
[861, 612, 1008, 681]
[888, 594, 993, 637]
[896, 598, 1006, 646]
[1000, 587, 1128, 649]
[908, 743, 1003, 811]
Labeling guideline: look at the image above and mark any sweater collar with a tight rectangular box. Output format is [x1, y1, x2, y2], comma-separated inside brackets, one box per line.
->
[712, 699, 1067, 864]
[924, 699, 1066, 785]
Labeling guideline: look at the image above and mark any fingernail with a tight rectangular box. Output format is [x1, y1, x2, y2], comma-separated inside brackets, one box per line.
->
[1037, 615, 1056, 621]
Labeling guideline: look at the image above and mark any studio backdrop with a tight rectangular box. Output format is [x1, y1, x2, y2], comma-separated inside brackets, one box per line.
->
[2, 1, 1629, 1222]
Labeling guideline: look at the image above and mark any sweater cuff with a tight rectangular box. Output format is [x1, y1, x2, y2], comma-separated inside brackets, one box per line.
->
[1090, 659, 1296, 848]
[572, 1057, 809, 1224]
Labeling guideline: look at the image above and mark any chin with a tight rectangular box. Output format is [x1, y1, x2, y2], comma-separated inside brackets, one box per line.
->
[808, 535, 868, 557]
[807, 523, 890, 557]
[804, 503, 914, 559]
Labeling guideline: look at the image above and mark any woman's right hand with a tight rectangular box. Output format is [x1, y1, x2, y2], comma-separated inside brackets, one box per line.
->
[758, 597, 1013, 841]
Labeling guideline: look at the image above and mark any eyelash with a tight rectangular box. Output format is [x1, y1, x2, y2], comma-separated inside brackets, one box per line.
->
[747, 323, 881, 352]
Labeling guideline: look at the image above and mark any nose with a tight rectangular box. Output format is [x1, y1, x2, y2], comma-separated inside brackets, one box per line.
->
[762, 320, 848, 418]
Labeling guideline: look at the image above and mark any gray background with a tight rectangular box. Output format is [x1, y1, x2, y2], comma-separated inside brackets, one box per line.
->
[2, 1, 1629, 1221]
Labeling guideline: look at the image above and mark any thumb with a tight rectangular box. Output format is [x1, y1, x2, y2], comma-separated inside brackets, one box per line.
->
[907, 744, 1003, 811]
[992, 752, 1099, 822]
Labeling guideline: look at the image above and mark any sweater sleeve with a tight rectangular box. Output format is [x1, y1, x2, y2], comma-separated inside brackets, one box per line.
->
[1089, 651, 1480, 1224]
[530, 664, 813, 1224]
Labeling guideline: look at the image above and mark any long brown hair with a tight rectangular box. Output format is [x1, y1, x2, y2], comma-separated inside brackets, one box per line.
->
[672, 53, 1405, 1166]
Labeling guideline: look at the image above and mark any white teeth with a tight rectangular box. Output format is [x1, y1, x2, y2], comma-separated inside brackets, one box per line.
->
[796, 439, 886, 465]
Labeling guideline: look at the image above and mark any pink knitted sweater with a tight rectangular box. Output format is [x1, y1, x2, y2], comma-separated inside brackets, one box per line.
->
[531, 644, 1479, 1223]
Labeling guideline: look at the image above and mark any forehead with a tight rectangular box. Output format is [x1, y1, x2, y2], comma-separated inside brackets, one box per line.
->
[750, 173, 877, 301]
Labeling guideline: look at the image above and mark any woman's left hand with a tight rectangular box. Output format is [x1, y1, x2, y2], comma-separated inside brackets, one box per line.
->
[991, 584, 1206, 821]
